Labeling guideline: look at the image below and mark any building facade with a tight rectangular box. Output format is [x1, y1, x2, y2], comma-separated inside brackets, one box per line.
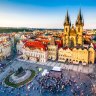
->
[48, 45, 58, 60]
[16, 40, 25, 54]
[21, 41, 48, 63]
[58, 47, 95, 65]
[47, 37, 58, 60]
[58, 48, 72, 63]
[0, 40, 11, 60]
[22, 48, 48, 63]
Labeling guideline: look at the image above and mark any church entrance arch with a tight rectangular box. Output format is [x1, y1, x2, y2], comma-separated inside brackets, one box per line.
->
[79, 61, 82, 64]
[89, 61, 92, 64]
[70, 37, 74, 48]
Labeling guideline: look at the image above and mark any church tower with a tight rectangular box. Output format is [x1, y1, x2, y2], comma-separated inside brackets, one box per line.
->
[63, 11, 71, 46]
[76, 9, 84, 46]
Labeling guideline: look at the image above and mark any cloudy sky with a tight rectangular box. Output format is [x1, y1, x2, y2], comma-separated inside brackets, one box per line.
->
[0, 0, 96, 29]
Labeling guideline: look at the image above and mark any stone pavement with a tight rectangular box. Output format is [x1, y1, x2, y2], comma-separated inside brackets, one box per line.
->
[0, 58, 95, 83]
[18, 58, 95, 74]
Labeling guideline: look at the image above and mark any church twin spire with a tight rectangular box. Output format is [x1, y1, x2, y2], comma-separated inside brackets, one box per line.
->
[64, 9, 84, 26]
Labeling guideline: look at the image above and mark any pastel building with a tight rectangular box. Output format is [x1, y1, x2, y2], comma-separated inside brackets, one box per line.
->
[0, 40, 11, 60]
[58, 48, 72, 63]
[16, 40, 26, 54]
[58, 47, 95, 65]
[21, 41, 48, 63]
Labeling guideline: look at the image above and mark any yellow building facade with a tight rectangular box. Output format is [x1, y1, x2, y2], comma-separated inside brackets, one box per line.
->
[58, 47, 95, 65]
[88, 47, 95, 64]
[58, 48, 72, 63]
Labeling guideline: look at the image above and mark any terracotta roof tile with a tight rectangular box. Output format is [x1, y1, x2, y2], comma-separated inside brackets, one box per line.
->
[25, 41, 46, 50]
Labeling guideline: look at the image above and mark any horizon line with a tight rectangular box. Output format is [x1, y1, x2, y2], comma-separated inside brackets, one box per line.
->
[0, 26, 95, 30]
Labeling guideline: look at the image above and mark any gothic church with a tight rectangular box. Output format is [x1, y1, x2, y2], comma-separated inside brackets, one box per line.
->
[63, 10, 84, 47]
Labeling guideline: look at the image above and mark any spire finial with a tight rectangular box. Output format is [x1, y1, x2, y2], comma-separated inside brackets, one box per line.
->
[78, 8, 82, 20]
[67, 10, 69, 17]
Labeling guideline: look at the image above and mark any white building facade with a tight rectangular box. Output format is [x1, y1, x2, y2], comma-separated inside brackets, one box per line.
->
[22, 47, 48, 63]
[0, 41, 11, 60]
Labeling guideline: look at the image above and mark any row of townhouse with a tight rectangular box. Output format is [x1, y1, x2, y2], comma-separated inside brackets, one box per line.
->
[17, 40, 95, 65]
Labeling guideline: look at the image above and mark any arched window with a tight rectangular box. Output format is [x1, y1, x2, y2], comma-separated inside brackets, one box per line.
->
[78, 27, 80, 32]
[66, 28, 67, 32]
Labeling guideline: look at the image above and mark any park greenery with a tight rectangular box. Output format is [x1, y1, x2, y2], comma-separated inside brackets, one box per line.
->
[4, 70, 35, 88]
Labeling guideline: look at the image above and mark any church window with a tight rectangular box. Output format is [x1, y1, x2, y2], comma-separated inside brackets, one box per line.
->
[66, 28, 67, 32]
[78, 27, 80, 32]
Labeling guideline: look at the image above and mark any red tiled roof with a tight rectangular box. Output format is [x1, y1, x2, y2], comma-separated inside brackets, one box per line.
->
[55, 40, 63, 48]
[25, 41, 46, 50]
[35, 39, 50, 44]
[59, 46, 72, 51]
[64, 46, 71, 50]
[22, 40, 28, 43]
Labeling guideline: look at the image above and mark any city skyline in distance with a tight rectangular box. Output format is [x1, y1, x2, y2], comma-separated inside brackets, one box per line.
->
[0, 0, 96, 29]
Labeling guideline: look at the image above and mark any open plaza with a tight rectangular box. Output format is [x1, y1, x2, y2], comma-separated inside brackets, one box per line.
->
[0, 57, 96, 96]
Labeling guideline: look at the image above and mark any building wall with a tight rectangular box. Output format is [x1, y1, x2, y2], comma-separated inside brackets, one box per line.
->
[72, 48, 88, 65]
[22, 48, 48, 63]
[58, 48, 72, 62]
[0, 41, 11, 60]
[58, 47, 94, 65]
[48, 45, 58, 60]
[88, 47, 95, 64]
[16, 40, 24, 54]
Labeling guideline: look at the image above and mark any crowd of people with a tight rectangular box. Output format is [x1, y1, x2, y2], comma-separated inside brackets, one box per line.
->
[37, 69, 94, 96]
[0, 69, 94, 96]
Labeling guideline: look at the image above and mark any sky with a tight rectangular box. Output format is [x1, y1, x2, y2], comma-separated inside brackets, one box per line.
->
[0, 0, 96, 29]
